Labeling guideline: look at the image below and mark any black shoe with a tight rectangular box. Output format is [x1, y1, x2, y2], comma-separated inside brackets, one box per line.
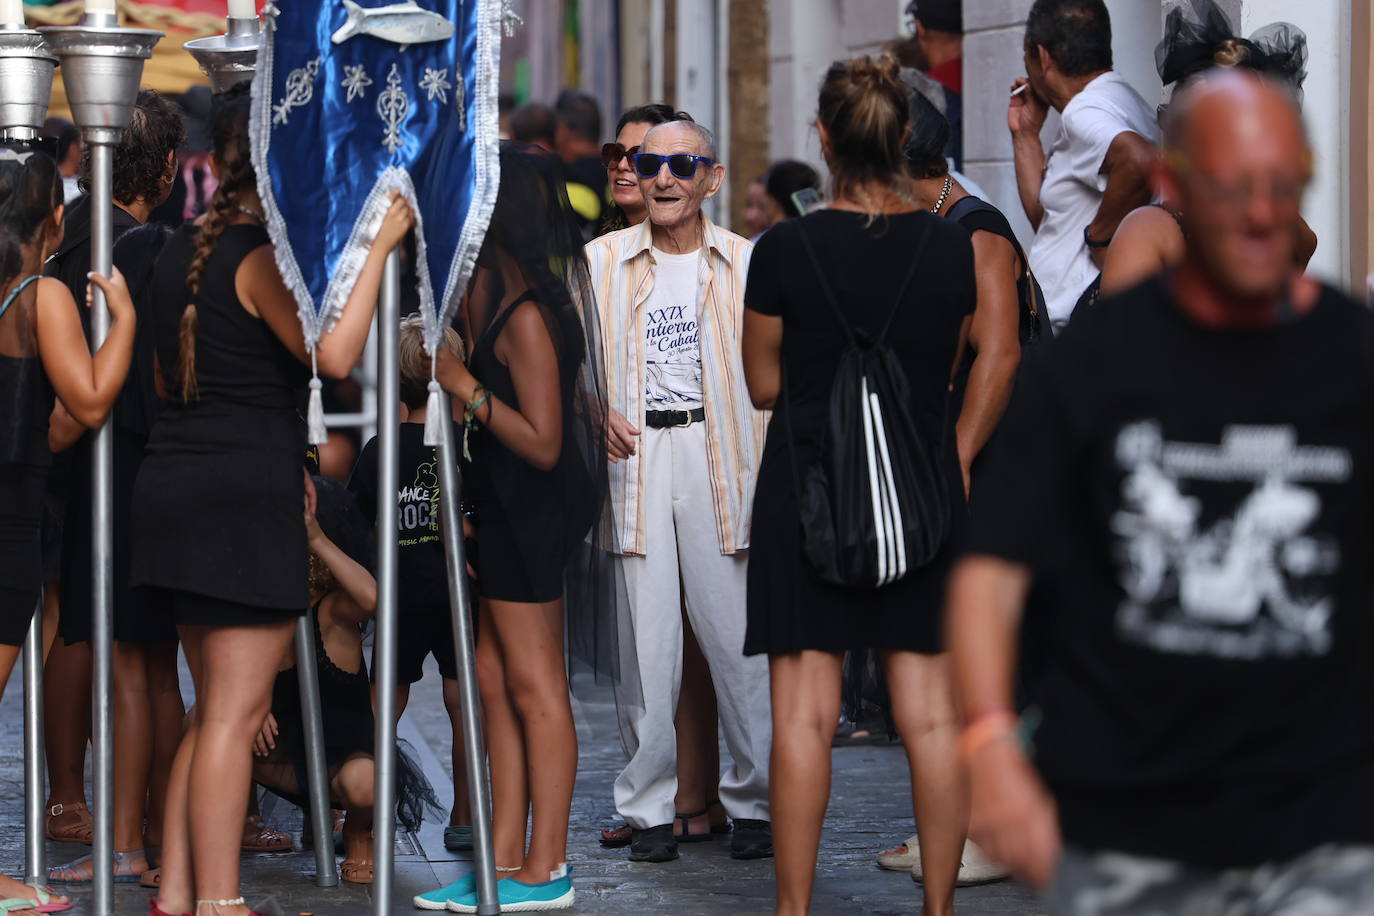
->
[628, 823, 679, 862]
[730, 818, 773, 860]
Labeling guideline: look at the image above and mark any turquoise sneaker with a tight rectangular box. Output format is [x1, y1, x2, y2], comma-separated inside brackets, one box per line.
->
[414, 873, 476, 910]
[445, 865, 575, 913]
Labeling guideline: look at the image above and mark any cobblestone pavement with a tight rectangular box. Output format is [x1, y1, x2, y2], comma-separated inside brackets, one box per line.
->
[0, 658, 1041, 915]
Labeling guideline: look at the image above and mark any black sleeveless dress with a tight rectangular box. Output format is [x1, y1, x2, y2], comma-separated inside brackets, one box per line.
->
[0, 275, 52, 645]
[130, 223, 310, 623]
[464, 293, 592, 604]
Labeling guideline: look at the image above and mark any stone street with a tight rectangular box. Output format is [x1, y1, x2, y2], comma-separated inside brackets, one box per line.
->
[0, 658, 1040, 915]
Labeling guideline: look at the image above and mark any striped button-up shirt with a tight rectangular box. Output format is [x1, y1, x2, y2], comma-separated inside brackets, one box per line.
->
[584, 214, 767, 557]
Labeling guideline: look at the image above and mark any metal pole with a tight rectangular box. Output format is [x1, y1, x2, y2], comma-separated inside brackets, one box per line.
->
[371, 250, 401, 914]
[295, 610, 339, 888]
[88, 137, 116, 916]
[22, 601, 44, 885]
[434, 390, 499, 914]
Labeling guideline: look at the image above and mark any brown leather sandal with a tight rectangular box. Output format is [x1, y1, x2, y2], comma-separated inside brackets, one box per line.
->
[340, 860, 374, 885]
[45, 802, 93, 845]
[241, 815, 292, 852]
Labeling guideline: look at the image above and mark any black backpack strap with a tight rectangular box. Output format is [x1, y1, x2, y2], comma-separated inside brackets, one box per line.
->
[796, 216, 932, 345]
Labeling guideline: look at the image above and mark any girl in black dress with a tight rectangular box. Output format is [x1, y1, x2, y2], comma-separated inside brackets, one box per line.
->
[132, 85, 412, 916]
[424, 143, 613, 912]
[0, 144, 140, 914]
[251, 477, 438, 886]
[740, 57, 977, 916]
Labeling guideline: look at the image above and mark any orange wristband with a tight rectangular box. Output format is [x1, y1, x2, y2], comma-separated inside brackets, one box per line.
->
[957, 710, 1019, 764]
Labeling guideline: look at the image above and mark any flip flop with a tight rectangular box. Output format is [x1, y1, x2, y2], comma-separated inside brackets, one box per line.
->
[0, 897, 41, 914]
[598, 822, 632, 848]
[23, 885, 72, 914]
[140, 868, 161, 890]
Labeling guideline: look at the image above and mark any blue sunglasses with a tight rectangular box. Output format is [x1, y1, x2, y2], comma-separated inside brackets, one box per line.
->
[633, 152, 715, 180]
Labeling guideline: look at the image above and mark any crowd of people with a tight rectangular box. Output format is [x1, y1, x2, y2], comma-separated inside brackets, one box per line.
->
[0, 0, 1370, 915]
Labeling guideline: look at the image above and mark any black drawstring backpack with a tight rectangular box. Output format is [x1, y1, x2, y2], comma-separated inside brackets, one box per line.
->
[782, 221, 952, 589]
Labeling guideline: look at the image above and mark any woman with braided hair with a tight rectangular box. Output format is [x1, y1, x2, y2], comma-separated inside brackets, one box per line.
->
[130, 83, 413, 916]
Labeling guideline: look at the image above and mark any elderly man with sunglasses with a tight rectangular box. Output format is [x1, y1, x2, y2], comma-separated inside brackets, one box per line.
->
[584, 120, 773, 864]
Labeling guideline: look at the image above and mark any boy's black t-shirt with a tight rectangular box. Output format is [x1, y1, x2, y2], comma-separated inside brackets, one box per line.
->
[968, 277, 1374, 868]
[348, 423, 449, 615]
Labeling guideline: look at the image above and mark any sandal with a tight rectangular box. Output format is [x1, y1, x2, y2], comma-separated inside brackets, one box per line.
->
[706, 799, 731, 835]
[672, 809, 713, 844]
[598, 822, 632, 848]
[241, 815, 292, 853]
[340, 860, 374, 885]
[22, 885, 72, 914]
[0, 898, 41, 914]
[140, 869, 161, 890]
[44, 803, 92, 846]
[47, 850, 146, 884]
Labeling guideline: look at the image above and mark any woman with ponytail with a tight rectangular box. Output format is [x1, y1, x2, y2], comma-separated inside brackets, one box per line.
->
[129, 84, 412, 916]
[0, 142, 139, 914]
[741, 55, 976, 916]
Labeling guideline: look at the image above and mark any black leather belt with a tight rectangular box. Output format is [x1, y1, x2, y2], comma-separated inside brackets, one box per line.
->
[645, 407, 705, 429]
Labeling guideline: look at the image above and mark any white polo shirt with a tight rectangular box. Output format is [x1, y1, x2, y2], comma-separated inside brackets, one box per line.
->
[1030, 71, 1160, 328]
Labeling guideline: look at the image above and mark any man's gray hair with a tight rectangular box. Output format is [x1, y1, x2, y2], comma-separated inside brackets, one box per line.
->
[643, 120, 719, 161]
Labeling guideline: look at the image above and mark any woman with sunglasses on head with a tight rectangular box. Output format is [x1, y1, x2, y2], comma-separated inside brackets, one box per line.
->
[741, 55, 976, 916]
[597, 104, 694, 236]
[132, 84, 412, 916]
[0, 141, 139, 915]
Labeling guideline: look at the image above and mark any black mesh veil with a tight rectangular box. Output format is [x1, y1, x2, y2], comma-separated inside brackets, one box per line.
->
[460, 142, 639, 708]
[0, 144, 61, 468]
[1156, 0, 1308, 98]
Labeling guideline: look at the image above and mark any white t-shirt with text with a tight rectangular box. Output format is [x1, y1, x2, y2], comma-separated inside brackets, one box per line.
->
[644, 247, 703, 408]
[1030, 71, 1160, 328]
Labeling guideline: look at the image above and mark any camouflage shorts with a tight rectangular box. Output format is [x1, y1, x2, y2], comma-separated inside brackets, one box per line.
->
[1048, 844, 1374, 915]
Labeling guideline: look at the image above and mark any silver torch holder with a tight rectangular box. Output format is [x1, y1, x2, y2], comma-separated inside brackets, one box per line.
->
[0, 20, 57, 889]
[185, 13, 260, 92]
[38, 14, 161, 916]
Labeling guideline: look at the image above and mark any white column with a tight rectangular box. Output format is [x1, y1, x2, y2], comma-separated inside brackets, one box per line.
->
[1241, 0, 1351, 288]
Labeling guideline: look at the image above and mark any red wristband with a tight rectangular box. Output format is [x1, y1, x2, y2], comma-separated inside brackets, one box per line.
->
[957, 710, 1019, 764]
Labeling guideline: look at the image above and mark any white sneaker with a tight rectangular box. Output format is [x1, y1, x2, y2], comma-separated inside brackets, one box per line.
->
[909, 838, 1009, 886]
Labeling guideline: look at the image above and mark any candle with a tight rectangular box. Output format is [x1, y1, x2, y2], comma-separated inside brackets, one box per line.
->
[0, 0, 23, 27]
[228, 0, 255, 19]
[85, 0, 116, 15]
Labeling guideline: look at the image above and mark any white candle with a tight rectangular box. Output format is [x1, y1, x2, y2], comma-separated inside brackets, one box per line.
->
[85, 0, 117, 15]
[228, 0, 255, 19]
[0, 0, 23, 27]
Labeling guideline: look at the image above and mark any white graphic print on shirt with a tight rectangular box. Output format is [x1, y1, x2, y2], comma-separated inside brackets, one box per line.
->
[398, 455, 441, 546]
[1111, 421, 1348, 660]
[644, 248, 703, 408]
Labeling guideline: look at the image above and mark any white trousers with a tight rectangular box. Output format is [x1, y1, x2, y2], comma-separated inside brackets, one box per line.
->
[613, 421, 772, 828]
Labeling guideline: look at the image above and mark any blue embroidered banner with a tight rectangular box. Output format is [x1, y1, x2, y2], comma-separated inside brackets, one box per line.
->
[250, 0, 502, 353]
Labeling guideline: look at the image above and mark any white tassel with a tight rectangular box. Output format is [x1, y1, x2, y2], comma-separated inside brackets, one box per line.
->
[307, 376, 327, 446]
[306, 349, 327, 445]
[423, 378, 443, 446]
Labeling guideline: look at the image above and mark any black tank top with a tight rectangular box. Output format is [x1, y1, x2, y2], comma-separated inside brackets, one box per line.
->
[150, 223, 308, 414]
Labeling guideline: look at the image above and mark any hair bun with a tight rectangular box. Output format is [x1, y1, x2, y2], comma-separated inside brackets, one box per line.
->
[847, 54, 906, 102]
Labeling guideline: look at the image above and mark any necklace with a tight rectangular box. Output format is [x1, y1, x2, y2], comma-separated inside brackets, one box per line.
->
[238, 204, 265, 223]
[930, 176, 953, 214]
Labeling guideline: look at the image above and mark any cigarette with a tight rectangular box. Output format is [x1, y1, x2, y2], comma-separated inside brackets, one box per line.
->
[1010, 84, 1029, 98]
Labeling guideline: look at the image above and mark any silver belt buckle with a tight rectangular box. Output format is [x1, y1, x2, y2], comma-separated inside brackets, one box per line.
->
[675, 409, 694, 428]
